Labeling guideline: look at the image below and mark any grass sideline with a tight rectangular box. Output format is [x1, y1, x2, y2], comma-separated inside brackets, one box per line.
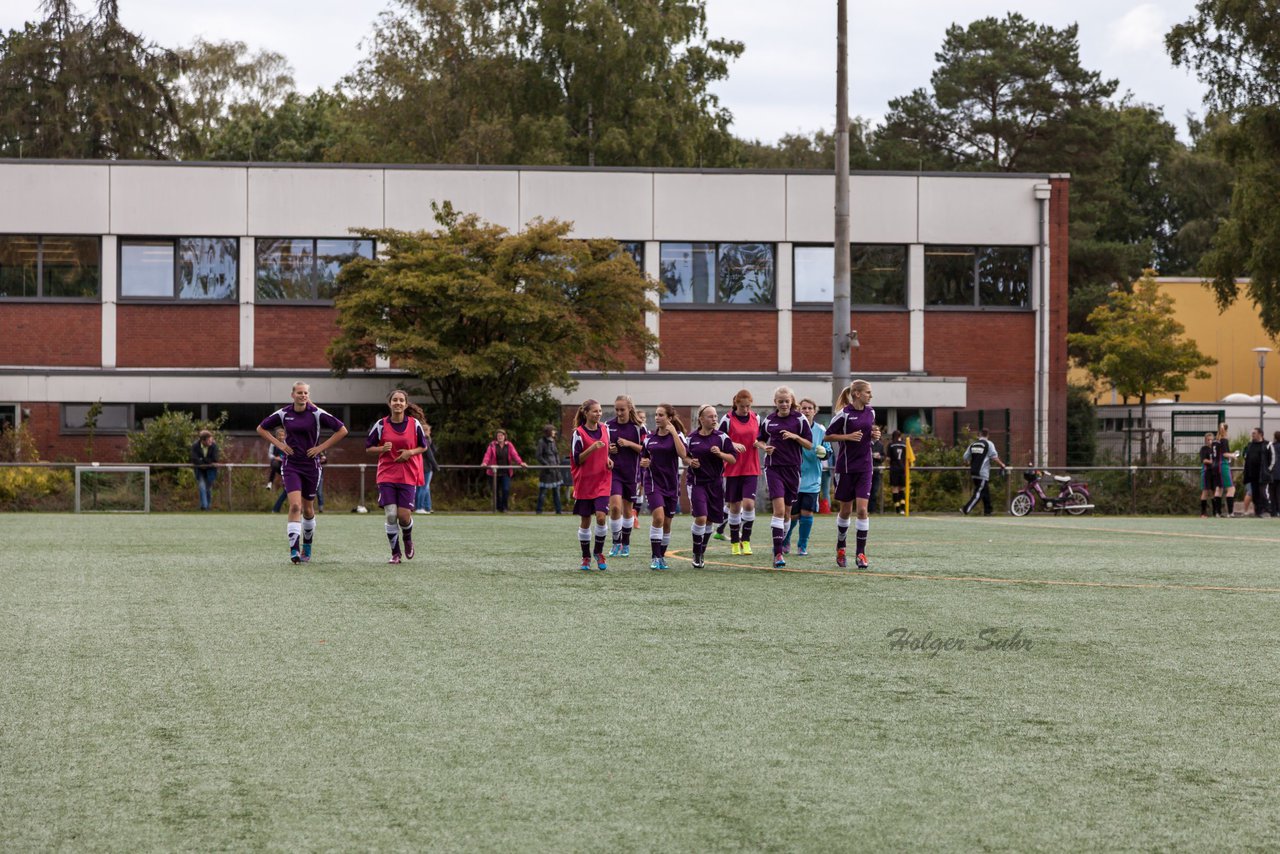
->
[3, 512, 1280, 850]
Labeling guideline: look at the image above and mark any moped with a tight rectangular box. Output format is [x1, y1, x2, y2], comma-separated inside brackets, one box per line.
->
[1008, 469, 1092, 516]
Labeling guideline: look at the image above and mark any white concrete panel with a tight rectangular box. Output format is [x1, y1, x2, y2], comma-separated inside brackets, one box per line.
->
[248, 168, 383, 236]
[385, 169, 520, 232]
[519, 171, 653, 238]
[0, 164, 109, 234]
[0, 371, 417, 405]
[239, 238, 255, 370]
[786, 174, 919, 244]
[564, 375, 966, 409]
[111, 166, 247, 235]
[101, 236, 118, 369]
[908, 244, 924, 373]
[918, 177, 1041, 245]
[644, 241, 660, 372]
[653, 173, 786, 241]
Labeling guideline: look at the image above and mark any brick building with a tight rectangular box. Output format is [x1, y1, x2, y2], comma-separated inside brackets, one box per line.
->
[0, 160, 1069, 470]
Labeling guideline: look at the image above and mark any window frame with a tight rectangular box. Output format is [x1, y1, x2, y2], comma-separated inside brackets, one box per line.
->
[659, 241, 777, 310]
[923, 244, 1033, 310]
[255, 237, 377, 304]
[118, 236, 240, 303]
[792, 243, 909, 310]
[0, 234, 102, 302]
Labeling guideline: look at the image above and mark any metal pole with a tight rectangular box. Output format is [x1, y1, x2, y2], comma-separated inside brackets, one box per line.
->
[1253, 348, 1271, 433]
[832, 0, 851, 405]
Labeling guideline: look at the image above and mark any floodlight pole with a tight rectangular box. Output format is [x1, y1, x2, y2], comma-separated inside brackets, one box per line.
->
[832, 0, 852, 405]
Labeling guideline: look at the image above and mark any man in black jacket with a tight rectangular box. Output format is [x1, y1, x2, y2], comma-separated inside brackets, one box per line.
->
[190, 430, 220, 511]
[1242, 427, 1271, 517]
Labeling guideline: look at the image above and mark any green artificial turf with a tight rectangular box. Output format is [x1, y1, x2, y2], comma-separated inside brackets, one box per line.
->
[3, 512, 1280, 851]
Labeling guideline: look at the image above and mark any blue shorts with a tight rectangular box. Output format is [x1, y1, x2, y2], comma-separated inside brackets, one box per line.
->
[790, 492, 819, 514]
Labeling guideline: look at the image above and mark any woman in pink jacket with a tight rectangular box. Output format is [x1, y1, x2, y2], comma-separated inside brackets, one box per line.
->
[482, 429, 527, 512]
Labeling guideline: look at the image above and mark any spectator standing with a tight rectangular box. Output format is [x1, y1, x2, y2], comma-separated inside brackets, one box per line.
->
[190, 430, 220, 511]
[414, 423, 439, 514]
[1270, 431, 1280, 517]
[869, 435, 885, 513]
[1242, 427, 1271, 517]
[482, 429, 527, 512]
[961, 428, 1007, 516]
[535, 424, 563, 514]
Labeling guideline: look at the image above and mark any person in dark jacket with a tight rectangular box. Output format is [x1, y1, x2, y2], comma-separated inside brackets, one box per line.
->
[1270, 431, 1280, 518]
[535, 424, 563, 514]
[1243, 427, 1272, 517]
[190, 430, 220, 511]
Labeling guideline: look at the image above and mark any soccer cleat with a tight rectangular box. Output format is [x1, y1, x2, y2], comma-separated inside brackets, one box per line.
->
[781, 543, 790, 555]
[404, 541, 415, 560]
[388, 553, 402, 565]
[741, 541, 753, 556]
[299, 552, 311, 563]
[650, 558, 661, 570]
[836, 548, 847, 569]
[692, 555, 705, 569]
[773, 553, 786, 568]
[596, 554, 608, 571]
[730, 542, 741, 555]
[580, 558, 593, 572]
[609, 544, 623, 557]
[797, 546, 809, 557]
[856, 553, 869, 569]
[713, 532, 727, 541]
[620, 545, 630, 558]
[290, 548, 301, 564]
[658, 558, 669, 570]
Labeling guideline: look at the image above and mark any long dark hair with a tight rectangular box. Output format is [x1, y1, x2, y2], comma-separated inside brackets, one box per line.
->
[656, 403, 686, 435]
[387, 389, 426, 424]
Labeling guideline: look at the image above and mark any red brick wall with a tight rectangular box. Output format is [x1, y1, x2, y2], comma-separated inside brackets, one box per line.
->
[117, 305, 239, 368]
[660, 311, 777, 371]
[925, 312, 1037, 461]
[791, 311, 910, 373]
[254, 305, 341, 368]
[0, 304, 101, 366]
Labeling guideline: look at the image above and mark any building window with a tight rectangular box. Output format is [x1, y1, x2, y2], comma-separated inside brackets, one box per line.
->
[120, 238, 238, 300]
[62, 403, 131, 431]
[0, 235, 100, 299]
[619, 241, 644, 272]
[256, 238, 374, 302]
[660, 242, 775, 306]
[925, 245, 1031, 307]
[794, 245, 906, 305]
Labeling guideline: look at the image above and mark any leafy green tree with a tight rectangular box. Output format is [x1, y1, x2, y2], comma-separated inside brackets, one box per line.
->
[736, 122, 876, 170]
[327, 205, 660, 464]
[1168, 1, 1280, 334]
[337, 0, 742, 167]
[201, 90, 348, 162]
[174, 37, 295, 159]
[0, 0, 183, 158]
[1068, 270, 1216, 462]
[1065, 383, 1097, 467]
[123, 407, 229, 485]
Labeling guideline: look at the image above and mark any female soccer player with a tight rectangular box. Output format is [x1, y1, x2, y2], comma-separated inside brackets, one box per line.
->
[782, 398, 831, 557]
[717, 389, 761, 555]
[684, 404, 736, 569]
[640, 403, 687, 570]
[1199, 431, 1222, 517]
[1217, 422, 1238, 515]
[825, 380, 881, 569]
[570, 399, 613, 571]
[756, 387, 813, 568]
[256, 382, 348, 564]
[606, 394, 647, 557]
[366, 389, 429, 564]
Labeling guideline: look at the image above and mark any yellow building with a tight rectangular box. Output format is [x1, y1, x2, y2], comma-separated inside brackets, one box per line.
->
[1074, 277, 1280, 404]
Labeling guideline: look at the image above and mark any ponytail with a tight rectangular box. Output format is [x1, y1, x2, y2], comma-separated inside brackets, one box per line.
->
[657, 403, 686, 436]
[576, 399, 600, 428]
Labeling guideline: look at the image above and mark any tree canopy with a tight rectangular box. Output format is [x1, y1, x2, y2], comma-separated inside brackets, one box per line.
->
[328, 206, 660, 458]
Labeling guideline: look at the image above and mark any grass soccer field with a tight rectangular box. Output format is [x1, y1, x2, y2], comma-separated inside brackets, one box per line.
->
[3, 512, 1280, 851]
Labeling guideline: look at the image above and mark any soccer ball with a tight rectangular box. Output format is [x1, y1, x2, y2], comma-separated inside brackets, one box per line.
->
[814, 445, 829, 460]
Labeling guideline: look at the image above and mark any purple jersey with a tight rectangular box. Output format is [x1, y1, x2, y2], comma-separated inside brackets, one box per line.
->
[606, 418, 647, 483]
[757, 410, 812, 469]
[685, 429, 735, 485]
[641, 430, 683, 496]
[827, 405, 876, 474]
[259, 403, 346, 467]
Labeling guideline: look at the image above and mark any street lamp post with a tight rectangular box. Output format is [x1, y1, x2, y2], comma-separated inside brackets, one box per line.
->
[1253, 347, 1271, 432]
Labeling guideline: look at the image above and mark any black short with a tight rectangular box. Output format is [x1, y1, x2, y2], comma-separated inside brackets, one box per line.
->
[790, 492, 819, 514]
[889, 468, 906, 487]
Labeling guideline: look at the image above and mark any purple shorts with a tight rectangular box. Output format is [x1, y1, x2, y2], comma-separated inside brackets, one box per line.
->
[646, 489, 679, 518]
[689, 479, 727, 523]
[281, 459, 322, 500]
[378, 482, 416, 509]
[574, 496, 609, 517]
[725, 474, 758, 504]
[610, 473, 639, 501]
[834, 469, 874, 502]
[765, 466, 800, 506]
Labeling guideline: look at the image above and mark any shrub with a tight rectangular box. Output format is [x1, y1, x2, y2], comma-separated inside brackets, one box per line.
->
[124, 408, 230, 484]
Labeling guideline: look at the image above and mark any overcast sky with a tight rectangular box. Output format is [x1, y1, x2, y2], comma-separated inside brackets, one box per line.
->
[0, 0, 1209, 142]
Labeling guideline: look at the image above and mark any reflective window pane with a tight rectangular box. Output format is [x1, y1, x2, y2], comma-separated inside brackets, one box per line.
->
[315, 238, 373, 300]
[63, 403, 130, 430]
[717, 243, 775, 305]
[852, 245, 906, 305]
[121, 241, 176, 297]
[620, 242, 644, 272]
[924, 246, 976, 306]
[178, 238, 237, 300]
[42, 237, 100, 298]
[793, 246, 834, 303]
[660, 242, 715, 304]
[0, 236, 39, 298]
[257, 238, 315, 300]
[979, 247, 1030, 307]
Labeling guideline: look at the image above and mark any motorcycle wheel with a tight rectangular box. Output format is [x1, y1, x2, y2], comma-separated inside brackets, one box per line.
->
[1009, 493, 1034, 517]
[1064, 491, 1089, 515]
